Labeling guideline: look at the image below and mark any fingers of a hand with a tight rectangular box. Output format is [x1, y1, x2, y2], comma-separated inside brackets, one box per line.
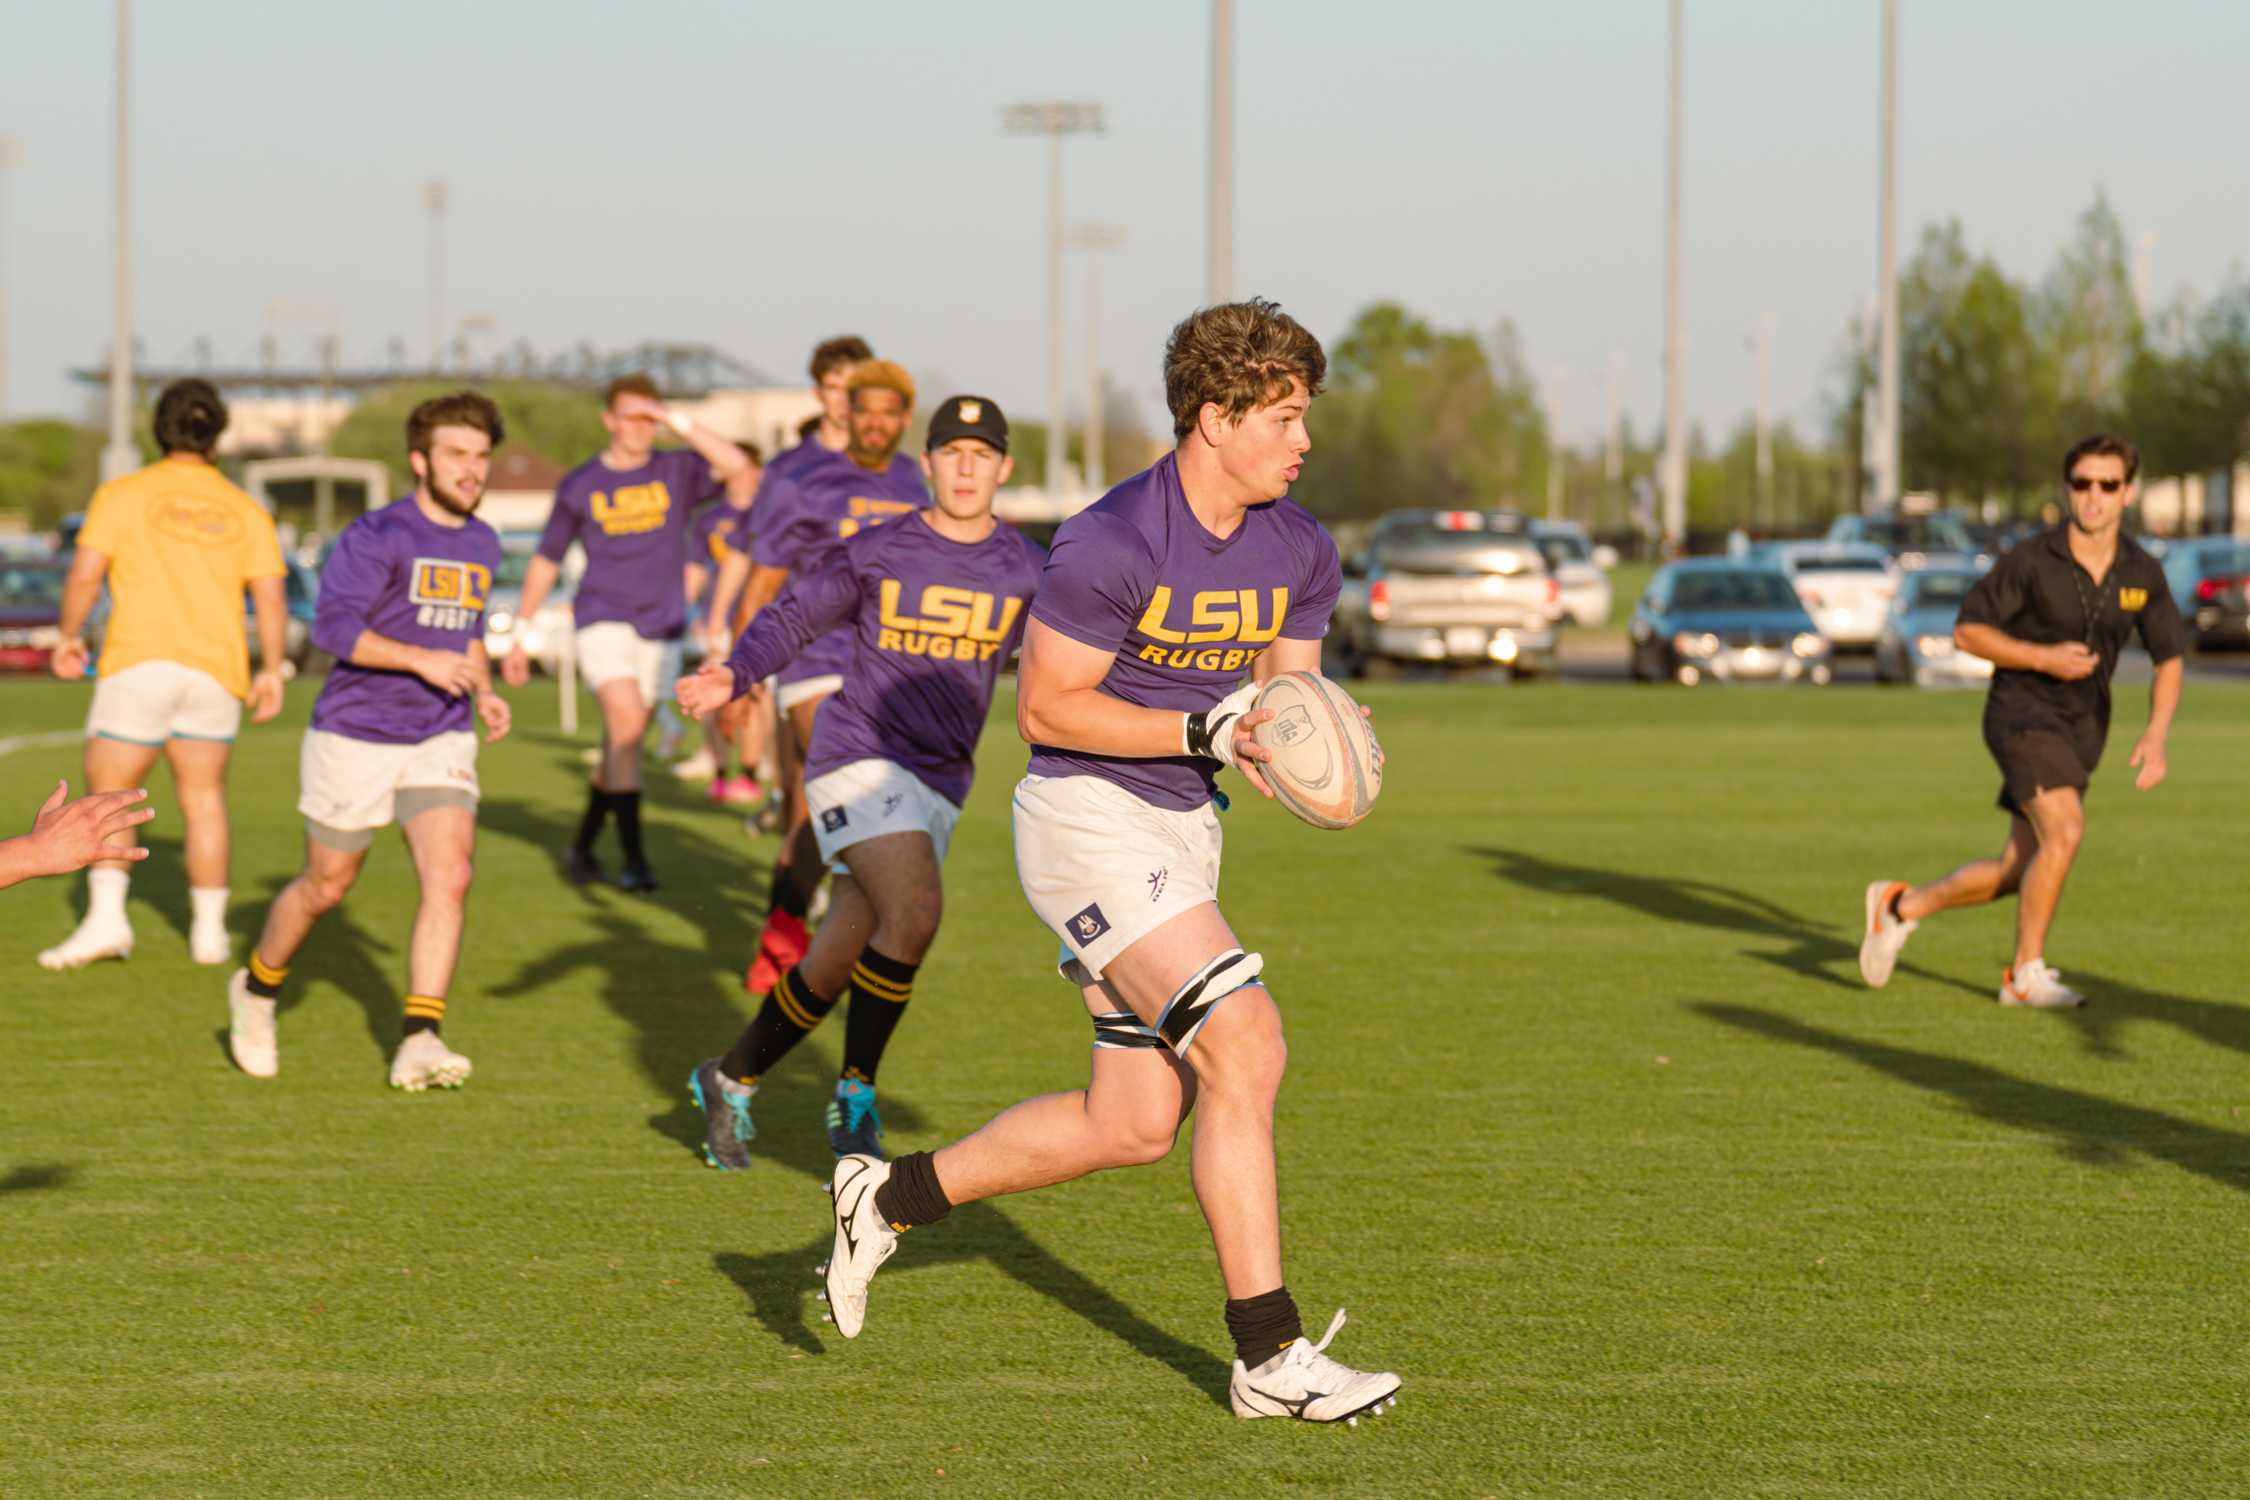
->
[39, 780, 68, 816]
[121, 845, 151, 861]
[100, 807, 156, 838]
[1239, 761, 1276, 798]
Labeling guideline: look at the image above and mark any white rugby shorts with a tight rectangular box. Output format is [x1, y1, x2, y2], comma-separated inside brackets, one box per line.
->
[1012, 772, 1223, 983]
[808, 758, 961, 867]
[574, 621, 667, 703]
[776, 673, 844, 713]
[298, 728, 480, 833]
[86, 660, 242, 745]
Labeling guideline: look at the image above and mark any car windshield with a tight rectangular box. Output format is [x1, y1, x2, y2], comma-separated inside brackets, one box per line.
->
[2192, 545, 2250, 578]
[1861, 515, 1974, 552]
[1669, 570, 1800, 611]
[1791, 557, 1887, 575]
[0, 565, 64, 609]
[1907, 572, 1977, 607]
[1533, 535, 1589, 570]
[1375, 528, 1540, 574]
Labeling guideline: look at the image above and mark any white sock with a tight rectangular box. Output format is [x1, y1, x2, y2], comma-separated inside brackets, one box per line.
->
[190, 886, 229, 929]
[87, 868, 130, 921]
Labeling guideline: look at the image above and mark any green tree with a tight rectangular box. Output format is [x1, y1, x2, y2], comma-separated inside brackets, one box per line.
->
[327, 380, 608, 493]
[0, 420, 107, 530]
[2038, 189, 2143, 436]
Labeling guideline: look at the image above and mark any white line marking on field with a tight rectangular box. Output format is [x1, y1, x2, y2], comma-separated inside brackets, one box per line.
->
[0, 730, 81, 759]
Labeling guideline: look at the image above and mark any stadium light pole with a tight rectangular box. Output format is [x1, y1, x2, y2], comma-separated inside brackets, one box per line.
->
[1544, 367, 1567, 520]
[1659, 0, 1687, 556]
[1003, 101, 1104, 496]
[102, 0, 137, 483]
[1752, 314, 1773, 529]
[1068, 223, 1127, 492]
[0, 136, 16, 418]
[1872, 0, 1900, 514]
[1208, 0, 1233, 304]
[425, 178, 448, 371]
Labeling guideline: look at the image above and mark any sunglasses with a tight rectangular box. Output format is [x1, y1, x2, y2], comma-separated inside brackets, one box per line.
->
[2069, 476, 2125, 494]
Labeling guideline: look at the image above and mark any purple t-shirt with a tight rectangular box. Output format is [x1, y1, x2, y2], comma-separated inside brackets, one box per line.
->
[687, 500, 753, 570]
[1026, 453, 1342, 811]
[725, 512, 1044, 807]
[746, 449, 928, 687]
[537, 448, 720, 640]
[310, 497, 503, 745]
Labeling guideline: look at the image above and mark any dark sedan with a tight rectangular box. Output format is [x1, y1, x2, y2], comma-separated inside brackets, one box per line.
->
[2159, 537, 2250, 650]
[1628, 560, 1833, 686]
[0, 559, 69, 672]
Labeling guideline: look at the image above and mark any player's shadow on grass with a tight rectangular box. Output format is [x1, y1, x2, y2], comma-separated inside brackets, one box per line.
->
[1694, 1002, 2250, 1195]
[1, 1164, 78, 1195]
[218, 873, 403, 1064]
[1470, 845, 1944, 992]
[711, 1203, 1232, 1403]
[2044, 970, 2250, 1066]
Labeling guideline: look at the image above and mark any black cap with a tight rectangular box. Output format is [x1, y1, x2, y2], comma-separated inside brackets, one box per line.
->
[926, 394, 1009, 455]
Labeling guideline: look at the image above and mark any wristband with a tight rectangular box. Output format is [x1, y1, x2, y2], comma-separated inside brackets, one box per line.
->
[1184, 710, 1215, 759]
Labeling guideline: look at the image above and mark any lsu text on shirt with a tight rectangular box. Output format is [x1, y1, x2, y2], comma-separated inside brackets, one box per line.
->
[1026, 452, 1341, 811]
[79, 457, 286, 700]
[537, 448, 720, 641]
[311, 498, 504, 745]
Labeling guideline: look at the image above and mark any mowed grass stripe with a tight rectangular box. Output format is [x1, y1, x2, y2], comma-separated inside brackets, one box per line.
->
[1, 676, 2245, 1497]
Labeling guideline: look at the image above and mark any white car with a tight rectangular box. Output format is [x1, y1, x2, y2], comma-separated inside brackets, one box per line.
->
[1766, 541, 1896, 650]
[1529, 519, 1614, 628]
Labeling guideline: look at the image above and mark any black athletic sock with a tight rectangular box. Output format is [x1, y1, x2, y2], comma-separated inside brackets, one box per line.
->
[766, 832, 817, 920]
[246, 950, 288, 999]
[839, 947, 918, 1086]
[613, 790, 647, 867]
[574, 787, 613, 855]
[717, 966, 838, 1084]
[1225, 1286, 1304, 1370]
[871, 1149, 951, 1232]
[402, 993, 445, 1038]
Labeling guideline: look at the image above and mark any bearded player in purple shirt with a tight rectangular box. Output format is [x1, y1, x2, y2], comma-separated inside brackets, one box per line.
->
[501, 374, 754, 891]
[677, 395, 1040, 1166]
[729, 360, 929, 999]
[226, 392, 513, 1090]
[819, 301, 1401, 1425]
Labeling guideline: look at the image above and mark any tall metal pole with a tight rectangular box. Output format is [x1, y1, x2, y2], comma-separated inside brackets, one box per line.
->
[1070, 224, 1127, 492]
[1002, 102, 1104, 497]
[0, 137, 16, 418]
[1754, 314, 1774, 528]
[102, 0, 137, 482]
[425, 179, 448, 370]
[1208, 0, 1234, 304]
[1874, 0, 1900, 513]
[1545, 367, 1567, 520]
[1660, 0, 1687, 554]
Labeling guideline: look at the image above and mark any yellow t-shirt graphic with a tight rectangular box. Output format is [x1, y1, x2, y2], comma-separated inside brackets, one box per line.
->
[79, 457, 286, 700]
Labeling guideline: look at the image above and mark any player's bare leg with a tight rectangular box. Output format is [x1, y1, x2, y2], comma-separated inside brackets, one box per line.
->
[392, 798, 476, 1088]
[1863, 817, 2033, 989]
[37, 736, 163, 970]
[227, 834, 369, 1078]
[165, 737, 235, 963]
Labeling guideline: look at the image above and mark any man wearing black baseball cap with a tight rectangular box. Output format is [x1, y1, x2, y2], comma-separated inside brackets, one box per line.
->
[924, 394, 1010, 456]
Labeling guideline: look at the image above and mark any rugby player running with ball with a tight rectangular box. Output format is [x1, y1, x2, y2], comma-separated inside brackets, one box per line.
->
[818, 300, 1401, 1426]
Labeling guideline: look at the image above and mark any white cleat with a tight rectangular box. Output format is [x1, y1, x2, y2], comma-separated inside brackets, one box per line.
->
[190, 924, 231, 966]
[226, 968, 279, 1078]
[1999, 959, 2087, 1010]
[1230, 1309, 1403, 1423]
[822, 1155, 898, 1340]
[1858, 880, 1918, 989]
[37, 913, 134, 971]
[389, 1030, 473, 1091]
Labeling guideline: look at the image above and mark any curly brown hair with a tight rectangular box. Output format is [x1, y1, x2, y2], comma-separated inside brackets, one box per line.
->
[1162, 298, 1326, 440]
[406, 390, 505, 457]
[602, 373, 661, 410]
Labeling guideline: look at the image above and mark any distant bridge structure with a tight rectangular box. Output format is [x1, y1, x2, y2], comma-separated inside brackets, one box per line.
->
[70, 341, 776, 399]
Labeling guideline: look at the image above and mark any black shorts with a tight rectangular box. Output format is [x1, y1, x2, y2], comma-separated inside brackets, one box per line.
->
[1987, 723, 2103, 816]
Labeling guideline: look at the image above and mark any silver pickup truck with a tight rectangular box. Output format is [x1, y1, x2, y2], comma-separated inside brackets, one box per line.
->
[1329, 510, 1561, 678]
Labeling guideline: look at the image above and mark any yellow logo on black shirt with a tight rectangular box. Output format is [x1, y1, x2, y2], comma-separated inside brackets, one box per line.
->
[876, 580, 1023, 661]
[2119, 587, 2147, 612]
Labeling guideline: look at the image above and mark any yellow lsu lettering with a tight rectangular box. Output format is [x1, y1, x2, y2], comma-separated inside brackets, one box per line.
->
[590, 481, 672, 536]
[876, 628, 1005, 661]
[878, 581, 1024, 642]
[1134, 586, 1289, 645]
[409, 558, 491, 631]
[838, 496, 920, 541]
[1136, 644, 1263, 673]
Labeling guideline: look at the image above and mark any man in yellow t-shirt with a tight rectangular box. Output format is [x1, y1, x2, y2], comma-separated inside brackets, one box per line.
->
[42, 379, 289, 970]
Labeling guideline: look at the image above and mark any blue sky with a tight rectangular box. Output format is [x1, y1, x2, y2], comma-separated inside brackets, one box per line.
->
[3, 0, 2246, 456]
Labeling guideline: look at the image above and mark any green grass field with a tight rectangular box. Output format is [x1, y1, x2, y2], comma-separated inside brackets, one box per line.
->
[4, 676, 2246, 1498]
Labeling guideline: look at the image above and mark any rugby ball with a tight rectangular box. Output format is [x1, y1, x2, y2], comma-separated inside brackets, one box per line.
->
[1250, 670, 1383, 830]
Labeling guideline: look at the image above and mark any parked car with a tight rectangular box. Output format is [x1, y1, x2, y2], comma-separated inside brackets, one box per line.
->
[483, 533, 580, 674]
[1528, 519, 1614, 628]
[1767, 541, 1896, 651]
[1628, 560, 1832, 686]
[1332, 510, 1560, 678]
[1825, 510, 1987, 571]
[0, 559, 69, 672]
[2158, 537, 2250, 650]
[1873, 566, 1993, 687]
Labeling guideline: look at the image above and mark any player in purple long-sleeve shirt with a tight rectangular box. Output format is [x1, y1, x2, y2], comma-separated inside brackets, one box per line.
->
[228, 392, 514, 1092]
[677, 395, 1038, 1168]
[815, 302, 1401, 1425]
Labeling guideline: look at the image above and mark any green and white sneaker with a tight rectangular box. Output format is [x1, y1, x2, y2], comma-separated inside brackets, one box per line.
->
[826, 1079, 886, 1161]
[689, 1058, 756, 1171]
[389, 1030, 472, 1091]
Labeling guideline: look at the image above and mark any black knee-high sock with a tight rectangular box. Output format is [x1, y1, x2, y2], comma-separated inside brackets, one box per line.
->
[1225, 1286, 1304, 1370]
[574, 786, 612, 854]
[613, 790, 646, 866]
[839, 947, 918, 1086]
[765, 850, 812, 922]
[717, 966, 838, 1084]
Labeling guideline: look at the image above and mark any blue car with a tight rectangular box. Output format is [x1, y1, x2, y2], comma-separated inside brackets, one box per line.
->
[1873, 566, 1993, 687]
[1628, 559, 1832, 686]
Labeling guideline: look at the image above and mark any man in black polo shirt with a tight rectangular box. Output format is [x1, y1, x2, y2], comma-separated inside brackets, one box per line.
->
[1859, 433, 2185, 1008]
